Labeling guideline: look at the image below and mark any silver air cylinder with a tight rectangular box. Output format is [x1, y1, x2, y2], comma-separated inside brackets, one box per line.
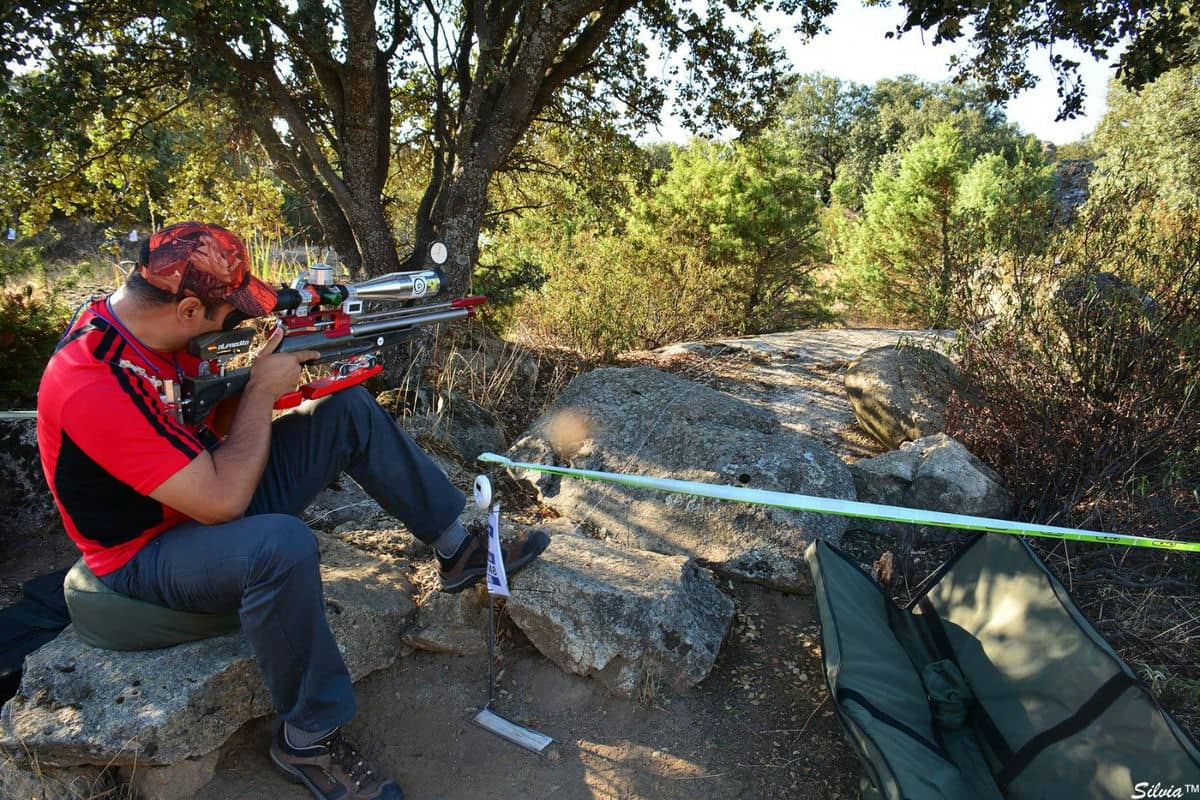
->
[350, 269, 442, 302]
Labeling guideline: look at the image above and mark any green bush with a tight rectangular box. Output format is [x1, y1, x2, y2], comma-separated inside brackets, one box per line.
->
[500, 138, 835, 356]
[514, 231, 735, 360]
[833, 126, 1054, 327]
[0, 287, 68, 409]
[0, 244, 46, 285]
[946, 202, 1200, 526]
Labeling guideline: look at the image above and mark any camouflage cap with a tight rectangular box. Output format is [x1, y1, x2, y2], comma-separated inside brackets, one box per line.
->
[139, 222, 277, 317]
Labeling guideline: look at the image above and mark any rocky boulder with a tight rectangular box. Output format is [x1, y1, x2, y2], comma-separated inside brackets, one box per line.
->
[404, 390, 507, 463]
[506, 523, 735, 698]
[507, 367, 853, 592]
[402, 588, 488, 657]
[304, 474, 398, 533]
[0, 414, 59, 540]
[640, 329, 949, 459]
[0, 534, 415, 768]
[0, 760, 114, 800]
[849, 433, 1011, 542]
[844, 344, 967, 450]
[1054, 271, 1157, 320]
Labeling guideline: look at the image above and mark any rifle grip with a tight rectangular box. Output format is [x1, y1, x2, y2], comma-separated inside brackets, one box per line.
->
[272, 364, 383, 410]
[274, 391, 305, 410]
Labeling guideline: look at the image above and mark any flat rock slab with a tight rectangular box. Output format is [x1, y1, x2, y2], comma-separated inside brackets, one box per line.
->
[506, 524, 735, 698]
[638, 329, 950, 459]
[0, 534, 415, 768]
[508, 366, 853, 592]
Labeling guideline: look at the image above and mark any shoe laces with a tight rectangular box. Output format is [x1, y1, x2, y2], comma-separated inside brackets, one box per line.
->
[328, 731, 377, 790]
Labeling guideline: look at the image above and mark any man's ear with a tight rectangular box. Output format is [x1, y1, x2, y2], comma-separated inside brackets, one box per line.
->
[175, 296, 207, 326]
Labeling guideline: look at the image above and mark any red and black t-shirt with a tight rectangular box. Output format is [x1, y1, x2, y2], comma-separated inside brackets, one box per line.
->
[37, 299, 211, 576]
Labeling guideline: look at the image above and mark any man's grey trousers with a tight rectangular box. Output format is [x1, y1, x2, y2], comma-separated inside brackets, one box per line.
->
[101, 387, 466, 732]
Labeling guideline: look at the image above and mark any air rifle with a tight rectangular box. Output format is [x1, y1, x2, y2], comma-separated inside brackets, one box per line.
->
[166, 245, 485, 427]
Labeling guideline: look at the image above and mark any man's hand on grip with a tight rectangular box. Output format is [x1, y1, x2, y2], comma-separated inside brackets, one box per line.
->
[244, 327, 321, 401]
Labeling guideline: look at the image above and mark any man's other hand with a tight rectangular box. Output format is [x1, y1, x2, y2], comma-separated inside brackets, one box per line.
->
[245, 327, 321, 401]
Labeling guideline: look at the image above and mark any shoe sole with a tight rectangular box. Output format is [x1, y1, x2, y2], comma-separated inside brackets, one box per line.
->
[438, 534, 549, 594]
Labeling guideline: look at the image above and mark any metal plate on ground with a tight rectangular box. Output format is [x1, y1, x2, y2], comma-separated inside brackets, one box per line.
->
[473, 708, 553, 754]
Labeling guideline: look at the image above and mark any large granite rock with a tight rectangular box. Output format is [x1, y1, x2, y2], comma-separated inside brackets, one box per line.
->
[506, 524, 735, 698]
[404, 390, 507, 463]
[0, 414, 59, 540]
[844, 344, 967, 450]
[849, 434, 1011, 541]
[0, 534, 415, 768]
[402, 588, 488, 656]
[507, 367, 853, 592]
[644, 329, 948, 457]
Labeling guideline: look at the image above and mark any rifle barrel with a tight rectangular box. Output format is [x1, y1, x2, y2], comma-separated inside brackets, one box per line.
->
[350, 307, 470, 336]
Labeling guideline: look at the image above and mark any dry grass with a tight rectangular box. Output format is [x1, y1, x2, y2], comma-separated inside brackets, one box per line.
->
[1, 746, 132, 800]
[634, 657, 667, 710]
[380, 323, 592, 448]
[1036, 488, 1200, 736]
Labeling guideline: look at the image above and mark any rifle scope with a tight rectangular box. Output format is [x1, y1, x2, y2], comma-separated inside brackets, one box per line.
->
[271, 268, 445, 313]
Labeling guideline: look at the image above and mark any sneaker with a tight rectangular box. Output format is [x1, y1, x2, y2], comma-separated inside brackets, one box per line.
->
[437, 524, 550, 593]
[269, 725, 403, 800]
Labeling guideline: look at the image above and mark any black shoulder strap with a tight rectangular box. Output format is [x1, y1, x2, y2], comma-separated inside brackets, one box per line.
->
[998, 672, 1135, 789]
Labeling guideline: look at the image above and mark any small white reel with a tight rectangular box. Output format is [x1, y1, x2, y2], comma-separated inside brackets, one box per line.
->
[473, 475, 493, 509]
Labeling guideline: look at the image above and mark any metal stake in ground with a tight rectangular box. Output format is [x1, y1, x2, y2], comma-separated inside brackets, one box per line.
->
[470, 474, 553, 754]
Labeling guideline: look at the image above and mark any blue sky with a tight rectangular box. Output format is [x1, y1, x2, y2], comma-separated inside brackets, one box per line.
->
[653, 3, 1120, 145]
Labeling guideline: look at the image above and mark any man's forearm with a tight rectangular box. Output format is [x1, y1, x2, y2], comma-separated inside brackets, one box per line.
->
[210, 386, 277, 517]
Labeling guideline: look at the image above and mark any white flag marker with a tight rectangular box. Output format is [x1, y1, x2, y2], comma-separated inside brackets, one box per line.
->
[469, 474, 553, 753]
[484, 503, 510, 597]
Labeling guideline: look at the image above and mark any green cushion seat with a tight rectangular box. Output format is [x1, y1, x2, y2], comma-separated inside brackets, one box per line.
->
[63, 559, 239, 651]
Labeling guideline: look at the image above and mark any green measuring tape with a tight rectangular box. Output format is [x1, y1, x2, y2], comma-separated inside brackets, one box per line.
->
[478, 453, 1199, 553]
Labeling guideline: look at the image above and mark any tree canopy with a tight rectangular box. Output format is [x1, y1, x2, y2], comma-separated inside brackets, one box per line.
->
[1091, 64, 1200, 209]
[1, 0, 1194, 293]
[0, 0, 827, 290]
[889, 0, 1198, 118]
[838, 123, 1054, 325]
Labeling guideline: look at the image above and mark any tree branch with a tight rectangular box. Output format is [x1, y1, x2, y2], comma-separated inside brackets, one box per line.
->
[29, 96, 191, 194]
[534, 2, 636, 115]
[199, 34, 356, 213]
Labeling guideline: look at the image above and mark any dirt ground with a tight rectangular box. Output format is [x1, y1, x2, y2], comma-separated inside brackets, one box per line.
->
[6, 325, 1195, 799]
[197, 579, 862, 800]
[0, 486, 873, 800]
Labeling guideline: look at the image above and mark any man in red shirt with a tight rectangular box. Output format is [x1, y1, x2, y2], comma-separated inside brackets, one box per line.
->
[37, 222, 547, 800]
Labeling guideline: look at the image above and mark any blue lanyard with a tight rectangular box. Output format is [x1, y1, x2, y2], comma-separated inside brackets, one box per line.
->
[54, 298, 93, 353]
[101, 297, 184, 383]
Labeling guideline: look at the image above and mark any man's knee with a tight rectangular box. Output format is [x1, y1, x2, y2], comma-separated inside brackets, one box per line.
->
[248, 515, 319, 581]
[315, 385, 378, 423]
